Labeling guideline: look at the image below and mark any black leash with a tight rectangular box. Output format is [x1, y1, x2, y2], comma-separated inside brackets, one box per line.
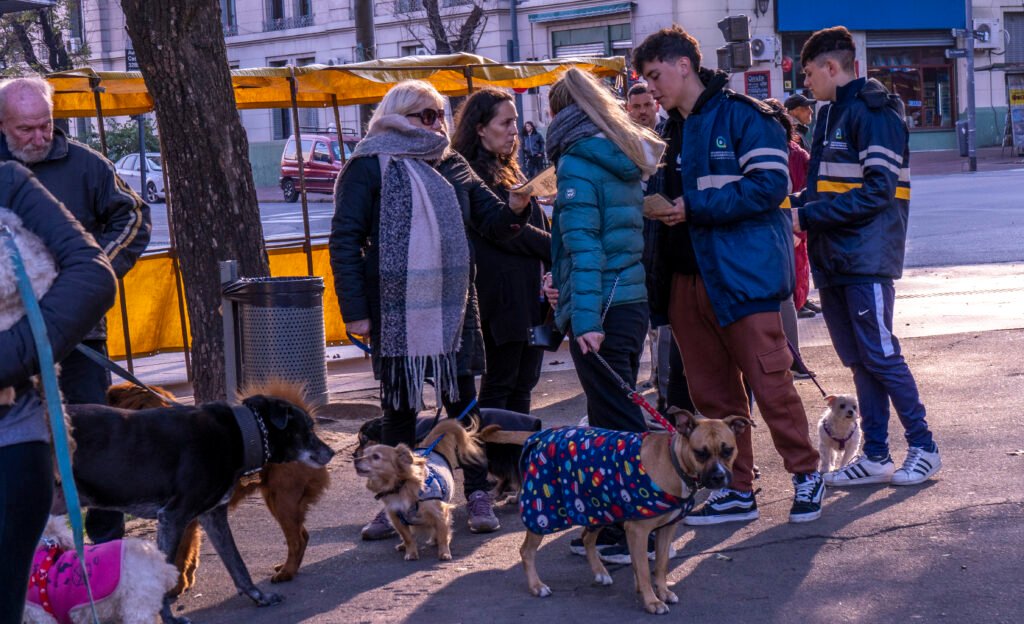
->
[786, 338, 829, 400]
[74, 343, 187, 407]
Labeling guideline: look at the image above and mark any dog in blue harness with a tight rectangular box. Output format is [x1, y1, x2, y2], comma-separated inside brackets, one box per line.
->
[515, 408, 750, 615]
[355, 419, 483, 561]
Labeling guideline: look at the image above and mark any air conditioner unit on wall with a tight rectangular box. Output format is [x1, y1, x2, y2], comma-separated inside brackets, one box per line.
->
[972, 19, 1001, 50]
[750, 35, 778, 62]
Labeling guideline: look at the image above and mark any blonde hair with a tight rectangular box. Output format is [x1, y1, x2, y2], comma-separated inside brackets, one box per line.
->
[369, 80, 446, 132]
[549, 69, 664, 177]
[0, 76, 55, 118]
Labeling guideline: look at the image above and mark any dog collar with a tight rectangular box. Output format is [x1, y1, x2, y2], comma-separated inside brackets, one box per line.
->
[823, 420, 856, 450]
[669, 434, 700, 496]
[374, 480, 407, 500]
[233, 404, 270, 475]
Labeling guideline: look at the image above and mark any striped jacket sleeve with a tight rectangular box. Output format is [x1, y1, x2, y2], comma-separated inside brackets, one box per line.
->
[685, 108, 791, 226]
[798, 106, 909, 232]
[94, 158, 151, 278]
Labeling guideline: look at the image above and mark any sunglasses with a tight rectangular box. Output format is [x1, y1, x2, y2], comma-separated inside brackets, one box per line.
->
[406, 108, 444, 126]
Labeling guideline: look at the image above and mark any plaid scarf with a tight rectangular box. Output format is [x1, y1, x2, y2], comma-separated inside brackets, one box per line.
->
[349, 115, 470, 409]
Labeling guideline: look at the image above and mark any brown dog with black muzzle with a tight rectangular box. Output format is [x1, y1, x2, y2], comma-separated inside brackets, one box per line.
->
[515, 408, 750, 615]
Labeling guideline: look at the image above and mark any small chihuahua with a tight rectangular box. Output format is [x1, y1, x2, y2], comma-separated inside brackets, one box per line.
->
[818, 394, 862, 472]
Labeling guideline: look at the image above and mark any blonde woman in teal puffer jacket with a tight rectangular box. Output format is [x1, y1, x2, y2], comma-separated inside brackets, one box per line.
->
[544, 68, 665, 433]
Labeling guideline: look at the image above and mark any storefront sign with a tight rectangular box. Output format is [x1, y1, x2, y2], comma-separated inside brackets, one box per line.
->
[1008, 74, 1024, 153]
[745, 71, 771, 100]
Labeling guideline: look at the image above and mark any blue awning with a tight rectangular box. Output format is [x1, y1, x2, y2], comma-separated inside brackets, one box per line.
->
[0, 0, 55, 14]
[776, 0, 966, 32]
[529, 2, 634, 24]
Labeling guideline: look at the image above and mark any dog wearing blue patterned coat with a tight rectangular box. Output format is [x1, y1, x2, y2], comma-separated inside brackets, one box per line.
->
[354, 419, 484, 561]
[517, 408, 750, 615]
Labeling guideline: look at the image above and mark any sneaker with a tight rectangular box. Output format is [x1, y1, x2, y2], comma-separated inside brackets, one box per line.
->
[682, 488, 758, 525]
[891, 445, 941, 486]
[596, 534, 678, 565]
[804, 300, 822, 313]
[569, 525, 624, 556]
[360, 509, 396, 541]
[797, 307, 816, 319]
[466, 490, 500, 533]
[789, 472, 825, 523]
[823, 454, 895, 486]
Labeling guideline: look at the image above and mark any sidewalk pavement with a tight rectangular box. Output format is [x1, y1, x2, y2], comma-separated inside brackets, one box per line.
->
[113, 262, 1024, 624]
[257, 185, 333, 203]
[911, 146, 1024, 176]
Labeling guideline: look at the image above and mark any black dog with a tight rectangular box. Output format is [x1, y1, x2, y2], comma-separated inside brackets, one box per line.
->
[67, 390, 335, 624]
[356, 408, 540, 502]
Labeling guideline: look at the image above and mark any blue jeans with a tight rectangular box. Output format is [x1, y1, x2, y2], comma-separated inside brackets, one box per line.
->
[819, 282, 934, 457]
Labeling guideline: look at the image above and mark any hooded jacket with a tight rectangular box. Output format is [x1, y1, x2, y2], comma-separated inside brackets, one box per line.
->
[790, 77, 911, 288]
[550, 136, 651, 335]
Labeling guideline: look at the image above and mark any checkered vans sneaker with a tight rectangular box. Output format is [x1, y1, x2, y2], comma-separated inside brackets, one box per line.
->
[789, 472, 825, 523]
[891, 445, 941, 486]
[823, 454, 895, 487]
[682, 488, 758, 525]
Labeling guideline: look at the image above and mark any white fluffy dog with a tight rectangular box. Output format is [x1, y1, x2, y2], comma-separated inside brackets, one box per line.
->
[818, 394, 862, 472]
[22, 516, 177, 624]
[0, 207, 57, 405]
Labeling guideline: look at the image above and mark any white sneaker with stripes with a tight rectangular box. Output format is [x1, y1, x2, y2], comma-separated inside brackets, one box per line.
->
[891, 446, 941, 486]
[823, 454, 895, 486]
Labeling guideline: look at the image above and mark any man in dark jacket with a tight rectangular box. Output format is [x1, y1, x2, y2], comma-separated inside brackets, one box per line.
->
[791, 27, 940, 488]
[0, 161, 118, 623]
[784, 93, 815, 151]
[0, 76, 151, 542]
[635, 25, 823, 525]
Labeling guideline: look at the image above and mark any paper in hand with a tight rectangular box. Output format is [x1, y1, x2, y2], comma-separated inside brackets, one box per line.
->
[643, 193, 674, 217]
[515, 166, 558, 197]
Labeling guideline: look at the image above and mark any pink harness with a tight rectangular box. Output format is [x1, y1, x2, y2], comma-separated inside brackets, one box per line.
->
[26, 540, 123, 624]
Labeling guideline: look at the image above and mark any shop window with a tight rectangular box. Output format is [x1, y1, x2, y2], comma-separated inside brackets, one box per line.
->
[868, 47, 955, 130]
[781, 33, 811, 96]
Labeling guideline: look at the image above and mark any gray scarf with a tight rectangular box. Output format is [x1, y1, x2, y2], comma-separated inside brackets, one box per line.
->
[348, 115, 470, 410]
[545, 103, 600, 164]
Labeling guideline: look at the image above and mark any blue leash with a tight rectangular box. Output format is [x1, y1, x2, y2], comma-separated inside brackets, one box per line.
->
[346, 332, 372, 354]
[0, 226, 101, 624]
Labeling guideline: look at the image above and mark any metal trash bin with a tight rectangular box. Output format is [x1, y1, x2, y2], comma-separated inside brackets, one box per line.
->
[222, 275, 328, 406]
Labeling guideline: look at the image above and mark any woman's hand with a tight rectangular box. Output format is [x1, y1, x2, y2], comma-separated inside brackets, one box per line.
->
[575, 332, 604, 355]
[509, 190, 531, 214]
[346, 318, 371, 336]
[542, 273, 559, 308]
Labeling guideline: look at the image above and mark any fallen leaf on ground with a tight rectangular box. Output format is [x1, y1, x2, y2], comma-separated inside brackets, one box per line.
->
[714, 553, 732, 561]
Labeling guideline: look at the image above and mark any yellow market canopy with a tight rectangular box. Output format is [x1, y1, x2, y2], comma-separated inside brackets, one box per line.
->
[48, 53, 626, 118]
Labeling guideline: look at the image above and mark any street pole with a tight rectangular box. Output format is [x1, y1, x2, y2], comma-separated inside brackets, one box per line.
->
[137, 115, 147, 201]
[354, 0, 375, 133]
[509, 0, 523, 128]
[966, 0, 977, 172]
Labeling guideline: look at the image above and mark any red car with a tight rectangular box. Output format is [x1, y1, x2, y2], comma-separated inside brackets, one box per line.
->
[279, 131, 359, 202]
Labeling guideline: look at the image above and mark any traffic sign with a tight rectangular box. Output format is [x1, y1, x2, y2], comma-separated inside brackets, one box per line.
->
[945, 48, 968, 59]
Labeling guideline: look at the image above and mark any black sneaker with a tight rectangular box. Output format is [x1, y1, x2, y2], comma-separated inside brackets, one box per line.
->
[569, 525, 624, 556]
[797, 306, 816, 319]
[597, 533, 678, 565]
[789, 472, 825, 523]
[804, 300, 822, 313]
[682, 489, 758, 526]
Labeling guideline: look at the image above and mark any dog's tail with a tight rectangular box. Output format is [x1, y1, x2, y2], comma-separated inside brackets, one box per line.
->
[477, 425, 533, 447]
[421, 419, 484, 467]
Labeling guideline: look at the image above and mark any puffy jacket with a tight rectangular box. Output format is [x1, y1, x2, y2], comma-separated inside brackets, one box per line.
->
[670, 84, 794, 327]
[0, 129, 150, 340]
[791, 77, 911, 288]
[550, 136, 647, 336]
[0, 162, 117, 446]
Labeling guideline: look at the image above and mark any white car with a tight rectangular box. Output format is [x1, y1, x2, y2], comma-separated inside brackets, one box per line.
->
[114, 153, 165, 203]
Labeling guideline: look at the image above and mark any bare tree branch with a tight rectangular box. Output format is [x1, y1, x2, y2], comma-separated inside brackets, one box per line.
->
[11, 20, 45, 73]
[454, 4, 484, 53]
[422, 0, 451, 54]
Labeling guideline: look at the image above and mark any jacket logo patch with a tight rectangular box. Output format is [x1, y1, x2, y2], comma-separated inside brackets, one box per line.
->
[834, 128, 844, 141]
[565, 188, 576, 199]
[715, 136, 728, 149]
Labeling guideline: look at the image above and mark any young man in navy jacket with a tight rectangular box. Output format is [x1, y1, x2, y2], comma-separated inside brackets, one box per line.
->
[790, 27, 940, 487]
[635, 26, 824, 525]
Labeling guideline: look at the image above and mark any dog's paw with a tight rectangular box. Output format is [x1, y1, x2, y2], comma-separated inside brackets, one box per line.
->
[438, 552, 452, 561]
[249, 589, 283, 607]
[530, 583, 552, 598]
[594, 573, 613, 586]
[270, 565, 296, 583]
[395, 543, 406, 552]
[645, 599, 670, 615]
[404, 550, 420, 561]
[656, 588, 678, 604]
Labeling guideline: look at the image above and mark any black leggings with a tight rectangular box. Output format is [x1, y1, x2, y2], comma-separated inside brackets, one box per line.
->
[381, 374, 490, 496]
[0, 442, 53, 624]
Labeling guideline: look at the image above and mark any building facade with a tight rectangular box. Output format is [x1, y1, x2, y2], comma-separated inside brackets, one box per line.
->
[78, 0, 1024, 182]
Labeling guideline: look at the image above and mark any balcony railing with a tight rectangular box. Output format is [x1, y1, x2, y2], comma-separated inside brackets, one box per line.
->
[263, 14, 314, 32]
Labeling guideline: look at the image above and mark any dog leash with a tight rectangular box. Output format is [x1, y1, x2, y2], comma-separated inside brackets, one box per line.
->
[786, 338, 829, 400]
[74, 343, 186, 407]
[346, 331, 372, 354]
[589, 350, 676, 433]
[1, 225, 101, 624]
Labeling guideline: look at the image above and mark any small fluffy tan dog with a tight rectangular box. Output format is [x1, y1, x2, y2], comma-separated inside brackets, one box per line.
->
[0, 208, 57, 406]
[22, 515, 177, 624]
[818, 394, 862, 472]
[354, 419, 483, 561]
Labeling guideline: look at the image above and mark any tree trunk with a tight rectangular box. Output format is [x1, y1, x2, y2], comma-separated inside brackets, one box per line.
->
[119, 0, 269, 402]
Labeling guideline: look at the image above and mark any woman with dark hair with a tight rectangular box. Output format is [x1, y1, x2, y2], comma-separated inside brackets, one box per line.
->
[330, 80, 531, 538]
[519, 120, 546, 179]
[452, 88, 551, 415]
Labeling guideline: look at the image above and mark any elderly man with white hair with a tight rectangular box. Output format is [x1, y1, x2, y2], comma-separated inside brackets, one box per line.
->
[0, 76, 151, 544]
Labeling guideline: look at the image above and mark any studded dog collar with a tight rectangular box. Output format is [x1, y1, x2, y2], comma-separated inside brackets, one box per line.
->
[232, 404, 270, 475]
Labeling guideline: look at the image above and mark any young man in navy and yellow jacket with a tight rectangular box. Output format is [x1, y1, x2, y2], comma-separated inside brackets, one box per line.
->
[635, 26, 824, 525]
[790, 26, 940, 487]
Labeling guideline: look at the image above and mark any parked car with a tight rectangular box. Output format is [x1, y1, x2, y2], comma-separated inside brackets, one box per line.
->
[279, 130, 360, 203]
[114, 153, 165, 203]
